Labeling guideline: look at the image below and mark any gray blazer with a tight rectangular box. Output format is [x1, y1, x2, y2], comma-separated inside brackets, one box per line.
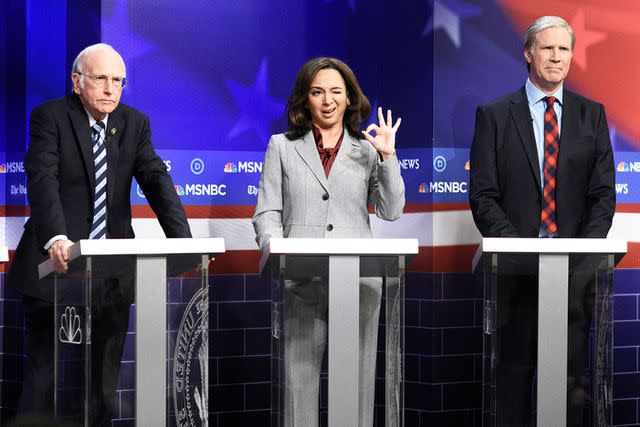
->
[253, 131, 405, 250]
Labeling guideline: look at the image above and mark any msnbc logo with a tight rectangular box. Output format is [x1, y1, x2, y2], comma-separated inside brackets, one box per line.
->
[224, 163, 238, 173]
[617, 162, 629, 172]
[175, 185, 185, 196]
[0, 161, 24, 173]
[418, 183, 429, 193]
[465, 160, 470, 171]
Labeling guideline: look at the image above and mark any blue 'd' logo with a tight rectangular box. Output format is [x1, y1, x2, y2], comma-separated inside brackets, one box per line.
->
[190, 158, 205, 175]
[433, 155, 447, 172]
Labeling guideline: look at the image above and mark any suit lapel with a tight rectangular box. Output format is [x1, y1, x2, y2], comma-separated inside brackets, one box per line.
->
[327, 132, 359, 183]
[294, 131, 329, 192]
[105, 109, 124, 209]
[558, 90, 578, 172]
[509, 88, 542, 192]
[67, 94, 95, 189]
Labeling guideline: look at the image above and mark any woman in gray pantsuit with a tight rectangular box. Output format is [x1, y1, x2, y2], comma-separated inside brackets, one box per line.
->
[252, 57, 405, 427]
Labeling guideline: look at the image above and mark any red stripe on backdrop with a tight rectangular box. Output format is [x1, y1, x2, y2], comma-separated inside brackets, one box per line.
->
[3, 202, 640, 218]
[408, 244, 480, 273]
[0, 250, 14, 273]
[410, 244, 640, 272]
[1, 247, 481, 275]
[368, 202, 471, 214]
[2, 202, 465, 218]
[615, 204, 640, 213]
[0, 205, 30, 216]
[144, 203, 466, 218]
[209, 250, 261, 274]
[616, 242, 640, 269]
[132, 204, 256, 218]
[206, 246, 483, 274]
[3, 245, 640, 274]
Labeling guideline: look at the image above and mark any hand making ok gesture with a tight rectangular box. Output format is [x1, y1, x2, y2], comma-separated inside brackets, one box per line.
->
[361, 107, 402, 161]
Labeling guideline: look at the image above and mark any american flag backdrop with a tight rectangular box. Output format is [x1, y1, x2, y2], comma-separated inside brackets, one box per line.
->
[3, 0, 640, 269]
[4, 1, 640, 425]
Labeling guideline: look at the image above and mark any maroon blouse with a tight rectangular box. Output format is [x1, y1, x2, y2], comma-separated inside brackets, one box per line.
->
[313, 126, 344, 177]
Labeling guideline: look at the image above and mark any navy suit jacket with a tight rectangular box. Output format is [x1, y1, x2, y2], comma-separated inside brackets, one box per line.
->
[469, 87, 615, 238]
[8, 93, 191, 300]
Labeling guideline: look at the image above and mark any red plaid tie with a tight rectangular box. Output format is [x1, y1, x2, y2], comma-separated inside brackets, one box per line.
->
[541, 96, 559, 235]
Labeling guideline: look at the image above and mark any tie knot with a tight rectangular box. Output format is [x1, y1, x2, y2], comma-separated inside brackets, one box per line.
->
[544, 96, 557, 108]
[91, 121, 105, 134]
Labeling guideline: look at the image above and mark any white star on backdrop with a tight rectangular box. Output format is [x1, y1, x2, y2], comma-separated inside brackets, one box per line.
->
[423, 0, 482, 48]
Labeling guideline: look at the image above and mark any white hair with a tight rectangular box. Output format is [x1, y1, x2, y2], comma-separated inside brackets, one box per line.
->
[72, 43, 126, 74]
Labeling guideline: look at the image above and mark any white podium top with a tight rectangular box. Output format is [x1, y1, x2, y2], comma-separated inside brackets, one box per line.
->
[472, 237, 628, 272]
[38, 238, 225, 279]
[259, 238, 419, 274]
[0, 246, 8, 263]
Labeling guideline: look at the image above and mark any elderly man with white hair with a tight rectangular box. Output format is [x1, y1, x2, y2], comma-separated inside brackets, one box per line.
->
[8, 43, 191, 425]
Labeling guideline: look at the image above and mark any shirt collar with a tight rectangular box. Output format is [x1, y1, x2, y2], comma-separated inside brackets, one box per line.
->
[312, 126, 344, 151]
[525, 78, 563, 106]
[84, 108, 109, 131]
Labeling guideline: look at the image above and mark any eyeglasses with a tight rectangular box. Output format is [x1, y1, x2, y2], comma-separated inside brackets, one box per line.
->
[77, 73, 128, 88]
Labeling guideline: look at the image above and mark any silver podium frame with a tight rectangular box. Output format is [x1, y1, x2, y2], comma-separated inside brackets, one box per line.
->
[472, 238, 627, 427]
[259, 238, 418, 427]
[39, 238, 225, 427]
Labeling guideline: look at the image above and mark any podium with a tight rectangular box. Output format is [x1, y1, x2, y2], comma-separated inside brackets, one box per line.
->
[472, 238, 627, 427]
[259, 238, 418, 427]
[38, 238, 225, 427]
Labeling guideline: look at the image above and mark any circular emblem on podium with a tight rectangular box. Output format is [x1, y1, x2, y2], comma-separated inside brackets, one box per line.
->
[173, 287, 208, 427]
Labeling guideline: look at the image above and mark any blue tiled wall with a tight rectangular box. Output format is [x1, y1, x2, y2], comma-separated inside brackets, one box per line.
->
[612, 270, 640, 426]
[2, 270, 640, 426]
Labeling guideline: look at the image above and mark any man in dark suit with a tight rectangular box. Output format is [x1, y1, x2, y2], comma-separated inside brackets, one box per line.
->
[7, 43, 191, 425]
[469, 16, 615, 426]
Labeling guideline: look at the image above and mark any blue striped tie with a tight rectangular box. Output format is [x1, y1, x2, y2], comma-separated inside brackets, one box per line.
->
[89, 122, 107, 239]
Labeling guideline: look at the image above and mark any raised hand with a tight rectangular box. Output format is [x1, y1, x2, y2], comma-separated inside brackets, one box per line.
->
[361, 107, 402, 161]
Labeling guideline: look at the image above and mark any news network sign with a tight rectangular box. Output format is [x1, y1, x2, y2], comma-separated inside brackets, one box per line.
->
[613, 154, 640, 202]
[370, 148, 471, 204]
[131, 150, 263, 205]
[126, 149, 640, 207]
[413, 148, 470, 203]
[0, 154, 29, 205]
[130, 148, 474, 206]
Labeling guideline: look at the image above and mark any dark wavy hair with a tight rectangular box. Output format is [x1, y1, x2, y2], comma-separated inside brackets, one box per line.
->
[285, 57, 371, 140]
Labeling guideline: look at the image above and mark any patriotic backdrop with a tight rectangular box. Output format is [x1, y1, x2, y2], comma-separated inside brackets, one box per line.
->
[4, 0, 640, 269]
[3, 0, 640, 425]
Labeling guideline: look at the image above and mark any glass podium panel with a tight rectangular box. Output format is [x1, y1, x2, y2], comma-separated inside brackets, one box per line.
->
[53, 253, 208, 427]
[167, 255, 209, 427]
[481, 254, 497, 426]
[481, 252, 614, 427]
[268, 254, 405, 427]
[591, 255, 614, 427]
[53, 268, 90, 426]
[481, 253, 540, 427]
[53, 255, 136, 426]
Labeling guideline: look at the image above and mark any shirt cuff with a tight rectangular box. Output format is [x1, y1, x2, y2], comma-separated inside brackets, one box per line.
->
[44, 235, 68, 251]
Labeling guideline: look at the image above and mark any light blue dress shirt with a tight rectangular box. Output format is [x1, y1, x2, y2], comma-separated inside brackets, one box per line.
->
[525, 78, 562, 237]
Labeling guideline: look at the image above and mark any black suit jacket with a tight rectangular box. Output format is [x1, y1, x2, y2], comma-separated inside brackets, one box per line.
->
[8, 93, 192, 300]
[469, 87, 615, 238]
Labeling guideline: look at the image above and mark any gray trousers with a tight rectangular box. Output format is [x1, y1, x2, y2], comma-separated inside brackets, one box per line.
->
[283, 277, 382, 427]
